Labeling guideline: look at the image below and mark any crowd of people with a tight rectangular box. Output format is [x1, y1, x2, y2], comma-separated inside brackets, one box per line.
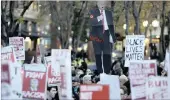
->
[45, 47, 168, 100]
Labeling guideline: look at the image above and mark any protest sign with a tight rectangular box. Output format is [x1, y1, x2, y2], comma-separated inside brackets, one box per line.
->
[125, 35, 145, 67]
[100, 74, 121, 99]
[9, 37, 25, 60]
[22, 64, 47, 100]
[164, 50, 170, 72]
[1, 46, 16, 64]
[1, 63, 12, 99]
[55, 49, 72, 100]
[80, 85, 109, 100]
[129, 60, 157, 100]
[168, 49, 170, 99]
[146, 76, 169, 99]
[9, 62, 23, 99]
[44, 56, 61, 86]
[51, 49, 62, 76]
[36, 45, 42, 63]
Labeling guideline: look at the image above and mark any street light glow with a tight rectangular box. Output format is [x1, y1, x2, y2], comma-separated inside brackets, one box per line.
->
[143, 20, 148, 27]
[152, 20, 159, 27]
[123, 24, 126, 30]
[58, 26, 60, 30]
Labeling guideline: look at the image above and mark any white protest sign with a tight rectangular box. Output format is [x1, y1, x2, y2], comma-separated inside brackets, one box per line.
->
[164, 50, 170, 72]
[168, 49, 170, 99]
[146, 76, 169, 100]
[9, 62, 23, 99]
[51, 49, 61, 76]
[125, 35, 145, 67]
[44, 56, 61, 86]
[1, 46, 17, 64]
[59, 49, 72, 100]
[99, 74, 121, 100]
[129, 60, 157, 100]
[9, 37, 25, 60]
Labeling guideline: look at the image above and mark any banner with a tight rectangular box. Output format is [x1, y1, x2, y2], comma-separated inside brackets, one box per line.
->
[124, 35, 145, 67]
[9, 62, 23, 99]
[1, 46, 16, 64]
[100, 74, 121, 99]
[22, 64, 47, 100]
[9, 37, 25, 60]
[146, 77, 169, 99]
[52, 49, 72, 99]
[1, 63, 12, 99]
[80, 85, 109, 100]
[129, 60, 157, 100]
[44, 56, 61, 86]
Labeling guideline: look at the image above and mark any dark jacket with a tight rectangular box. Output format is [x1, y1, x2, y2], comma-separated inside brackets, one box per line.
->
[89, 8, 116, 43]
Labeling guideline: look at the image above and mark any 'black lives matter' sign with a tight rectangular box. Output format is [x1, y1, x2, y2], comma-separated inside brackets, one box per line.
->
[125, 35, 145, 67]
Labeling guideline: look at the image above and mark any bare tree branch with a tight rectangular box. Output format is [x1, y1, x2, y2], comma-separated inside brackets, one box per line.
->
[138, 1, 143, 14]
[12, 1, 34, 35]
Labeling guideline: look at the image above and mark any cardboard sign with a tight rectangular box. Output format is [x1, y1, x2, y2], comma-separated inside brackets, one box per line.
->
[51, 49, 62, 76]
[99, 74, 121, 99]
[168, 50, 170, 99]
[80, 85, 109, 100]
[164, 50, 170, 72]
[44, 56, 61, 86]
[54, 49, 72, 99]
[146, 77, 169, 99]
[9, 62, 23, 99]
[22, 64, 47, 100]
[9, 37, 25, 60]
[129, 60, 157, 100]
[1, 46, 16, 64]
[1, 63, 12, 99]
[125, 35, 145, 67]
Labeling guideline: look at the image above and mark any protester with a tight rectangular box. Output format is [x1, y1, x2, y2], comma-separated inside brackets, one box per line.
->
[46, 86, 59, 100]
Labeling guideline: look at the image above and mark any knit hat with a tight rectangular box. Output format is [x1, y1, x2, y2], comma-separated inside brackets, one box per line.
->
[83, 75, 92, 84]
[119, 74, 128, 86]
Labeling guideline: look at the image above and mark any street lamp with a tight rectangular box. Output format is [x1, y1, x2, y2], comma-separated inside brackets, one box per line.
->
[152, 20, 159, 28]
[58, 26, 60, 30]
[123, 24, 126, 30]
[143, 20, 148, 27]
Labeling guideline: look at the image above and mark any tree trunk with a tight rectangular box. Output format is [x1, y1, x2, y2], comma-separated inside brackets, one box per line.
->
[160, 1, 166, 60]
[76, 18, 86, 49]
[124, 1, 129, 35]
[1, 1, 33, 45]
[132, 1, 143, 35]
